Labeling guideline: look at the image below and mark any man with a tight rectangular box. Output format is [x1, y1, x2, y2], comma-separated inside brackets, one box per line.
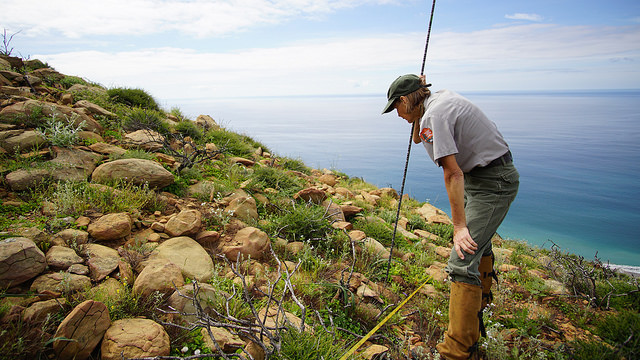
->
[383, 74, 519, 359]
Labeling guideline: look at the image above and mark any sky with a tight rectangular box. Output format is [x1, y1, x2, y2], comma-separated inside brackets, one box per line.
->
[2, 0, 639, 105]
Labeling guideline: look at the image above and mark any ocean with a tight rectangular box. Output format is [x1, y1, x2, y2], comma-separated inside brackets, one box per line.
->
[174, 90, 640, 268]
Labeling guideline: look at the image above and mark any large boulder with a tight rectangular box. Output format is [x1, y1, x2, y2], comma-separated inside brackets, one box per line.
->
[82, 243, 121, 281]
[101, 318, 170, 360]
[88, 142, 126, 156]
[45, 246, 84, 270]
[48, 146, 102, 182]
[0, 237, 47, 288]
[68, 84, 107, 95]
[293, 187, 327, 204]
[221, 227, 271, 262]
[92, 158, 174, 189]
[123, 129, 164, 151]
[4, 147, 101, 191]
[150, 237, 214, 282]
[362, 237, 390, 259]
[201, 326, 244, 353]
[415, 203, 452, 225]
[22, 298, 66, 324]
[53, 228, 89, 246]
[4, 168, 51, 191]
[225, 195, 258, 223]
[195, 115, 220, 131]
[164, 209, 202, 237]
[74, 100, 116, 118]
[133, 258, 184, 297]
[53, 300, 111, 360]
[30, 272, 92, 296]
[87, 212, 132, 242]
[0, 129, 46, 153]
[167, 283, 228, 323]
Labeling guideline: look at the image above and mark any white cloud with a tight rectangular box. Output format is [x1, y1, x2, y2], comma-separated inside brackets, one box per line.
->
[1, 0, 381, 38]
[34, 23, 640, 103]
[505, 13, 543, 22]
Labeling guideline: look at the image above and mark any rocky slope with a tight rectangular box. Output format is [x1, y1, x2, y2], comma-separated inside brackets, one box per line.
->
[0, 55, 636, 360]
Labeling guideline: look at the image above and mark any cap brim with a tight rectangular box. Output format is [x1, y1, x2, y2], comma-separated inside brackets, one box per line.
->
[382, 97, 397, 114]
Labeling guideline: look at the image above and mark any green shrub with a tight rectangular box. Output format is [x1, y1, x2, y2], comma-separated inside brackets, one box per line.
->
[169, 107, 188, 121]
[175, 120, 202, 140]
[46, 180, 156, 217]
[205, 129, 263, 158]
[24, 59, 48, 71]
[280, 157, 310, 174]
[122, 107, 169, 134]
[36, 114, 85, 148]
[262, 203, 333, 245]
[353, 217, 407, 248]
[162, 168, 202, 197]
[107, 87, 160, 111]
[272, 327, 345, 360]
[593, 310, 640, 359]
[248, 166, 304, 197]
[595, 277, 640, 311]
[59, 75, 87, 89]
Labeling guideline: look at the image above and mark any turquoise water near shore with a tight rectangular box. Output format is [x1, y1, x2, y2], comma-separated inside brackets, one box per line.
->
[173, 90, 640, 267]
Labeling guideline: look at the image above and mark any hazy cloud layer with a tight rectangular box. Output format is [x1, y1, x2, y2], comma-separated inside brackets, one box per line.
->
[505, 13, 544, 22]
[36, 22, 640, 100]
[2, 0, 385, 37]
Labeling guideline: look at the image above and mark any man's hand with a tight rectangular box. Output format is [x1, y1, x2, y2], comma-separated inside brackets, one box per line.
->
[452, 226, 477, 260]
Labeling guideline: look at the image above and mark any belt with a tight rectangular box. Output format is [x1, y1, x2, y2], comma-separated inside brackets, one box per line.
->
[482, 150, 512, 168]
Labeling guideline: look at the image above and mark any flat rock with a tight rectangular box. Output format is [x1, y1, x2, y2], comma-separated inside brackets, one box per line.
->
[222, 227, 270, 262]
[92, 158, 174, 189]
[54, 228, 89, 246]
[150, 236, 214, 282]
[23, 298, 66, 323]
[167, 283, 229, 323]
[82, 243, 120, 281]
[164, 209, 202, 237]
[101, 318, 170, 360]
[201, 326, 244, 353]
[133, 258, 184, 297]
[293, 187, 327, 204]
[30, 272, 91, 296]
[225, 195, 258, 222]
[123, 129, 164, 151]
[48, 146, 102, 182]
[46, 245, 84, 270]
[0, 237, 47, 287]
[87, 212, 132, 241]
[88, 142, 126, 156]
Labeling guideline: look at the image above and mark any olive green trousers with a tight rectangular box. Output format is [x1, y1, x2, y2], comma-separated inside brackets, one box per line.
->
[446, 162, 519, 286]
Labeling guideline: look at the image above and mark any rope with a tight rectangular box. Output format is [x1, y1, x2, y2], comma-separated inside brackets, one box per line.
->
[420, 0, 437, 76]
[338, 2, 438, 358]
[338, 277, 432, 360]
[385, 0, 437, 283]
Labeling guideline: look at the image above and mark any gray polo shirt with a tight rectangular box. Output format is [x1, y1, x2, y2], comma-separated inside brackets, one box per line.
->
[418, 89, 509, 173]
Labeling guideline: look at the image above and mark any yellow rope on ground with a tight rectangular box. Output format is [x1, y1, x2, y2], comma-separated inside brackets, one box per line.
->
[338, 276, 432, 360]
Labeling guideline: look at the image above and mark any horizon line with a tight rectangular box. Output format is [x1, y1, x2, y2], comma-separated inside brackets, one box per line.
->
[164, 88, 640, 103]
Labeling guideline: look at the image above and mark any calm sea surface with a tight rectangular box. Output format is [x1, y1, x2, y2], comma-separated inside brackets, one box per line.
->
[175, 90, 640, 267]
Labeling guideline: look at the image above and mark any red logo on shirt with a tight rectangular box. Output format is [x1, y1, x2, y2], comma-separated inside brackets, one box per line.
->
[420, 128, 433, 143]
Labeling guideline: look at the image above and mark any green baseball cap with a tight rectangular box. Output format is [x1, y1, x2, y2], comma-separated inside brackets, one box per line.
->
[381, 74, 431, 114]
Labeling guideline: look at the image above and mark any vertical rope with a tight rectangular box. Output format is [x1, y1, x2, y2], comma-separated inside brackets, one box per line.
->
[386, 0, 437, 283]
[420, 0, 437, 76]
